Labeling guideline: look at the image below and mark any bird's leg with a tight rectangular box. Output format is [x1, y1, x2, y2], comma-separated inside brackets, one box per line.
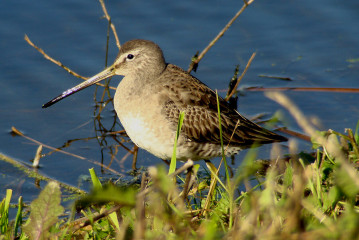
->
[182, 159, 196, 202]
[182, 166, 192, 201]
[131, 145, 139, 170]
[161, 159, 171, 166]
[202, 160, 219, 216]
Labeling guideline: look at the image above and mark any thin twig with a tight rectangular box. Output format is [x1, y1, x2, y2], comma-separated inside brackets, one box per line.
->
[24, 34, 86, 80]
[225, 52, 256, 101]
[71, 205, 123, 232]
[12, 126, 123, 176]
[247, 87, 359, 93]
[24, 34, 116, 90]
[32, 144, 43, 168]
[258, 74, 292, 81]
[276, 127, 311, 142]
[132, 145, 139, 170]
[99, 0, 121, 50]
[12, 126, 86, 160]
[187, 0, 255, 72]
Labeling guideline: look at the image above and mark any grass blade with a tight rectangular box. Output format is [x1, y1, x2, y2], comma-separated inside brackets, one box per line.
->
[0, 189, 12, 234]
[89, 168, 103, 190]
[14, 196, 23, 238]
[169, 111, 185, 175]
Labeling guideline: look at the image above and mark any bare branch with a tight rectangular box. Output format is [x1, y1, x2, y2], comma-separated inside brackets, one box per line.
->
[225, 52, 256, 101]
[187, 0, 255, 72]
[99, 0, 121, 50]
[24, 34, 116, 90]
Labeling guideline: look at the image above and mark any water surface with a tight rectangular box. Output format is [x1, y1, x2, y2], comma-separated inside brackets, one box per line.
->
[1, 0, 358, 202]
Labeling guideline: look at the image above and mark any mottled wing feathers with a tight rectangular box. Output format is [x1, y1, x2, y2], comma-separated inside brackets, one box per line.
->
[160, 64, 286, 148]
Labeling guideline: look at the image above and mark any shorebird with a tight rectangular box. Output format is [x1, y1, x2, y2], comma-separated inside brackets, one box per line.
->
[43, 39, 286, 162]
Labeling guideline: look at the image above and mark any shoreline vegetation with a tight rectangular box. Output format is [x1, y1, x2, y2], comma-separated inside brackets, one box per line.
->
[2, 112, 359, 239]
[1, 0, 359, 239]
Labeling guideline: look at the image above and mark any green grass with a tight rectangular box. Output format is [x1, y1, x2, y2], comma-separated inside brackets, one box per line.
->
[169, 111, 185, 175]
[2, 112, 359, 239]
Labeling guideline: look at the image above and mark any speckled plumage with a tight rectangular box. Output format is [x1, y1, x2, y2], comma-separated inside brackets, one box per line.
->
[43, 39, 287, 161]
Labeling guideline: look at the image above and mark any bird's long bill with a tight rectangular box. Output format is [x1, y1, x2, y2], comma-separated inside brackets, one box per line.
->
[42, 66, 115, 108]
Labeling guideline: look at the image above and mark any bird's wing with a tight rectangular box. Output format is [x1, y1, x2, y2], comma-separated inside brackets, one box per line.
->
[160, 65, 286, 148]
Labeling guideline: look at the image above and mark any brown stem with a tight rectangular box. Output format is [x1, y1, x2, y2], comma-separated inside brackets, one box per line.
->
[187, 0, 255, 72]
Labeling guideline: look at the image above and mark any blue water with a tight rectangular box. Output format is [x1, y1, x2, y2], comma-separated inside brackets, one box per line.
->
[1, 0, 358, 202]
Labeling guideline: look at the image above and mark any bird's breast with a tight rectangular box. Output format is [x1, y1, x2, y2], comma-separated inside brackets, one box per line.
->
[113, 80, 177, 159]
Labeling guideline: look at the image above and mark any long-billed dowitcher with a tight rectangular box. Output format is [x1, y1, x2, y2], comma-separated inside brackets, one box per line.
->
[43, 39, 286, 161]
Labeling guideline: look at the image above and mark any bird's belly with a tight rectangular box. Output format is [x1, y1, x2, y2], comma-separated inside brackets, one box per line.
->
[118, 112, 243, 161]
[118, 113, 176, 160]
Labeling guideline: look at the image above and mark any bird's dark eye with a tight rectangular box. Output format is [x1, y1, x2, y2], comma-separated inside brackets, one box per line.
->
[127, 54, 134, 60]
